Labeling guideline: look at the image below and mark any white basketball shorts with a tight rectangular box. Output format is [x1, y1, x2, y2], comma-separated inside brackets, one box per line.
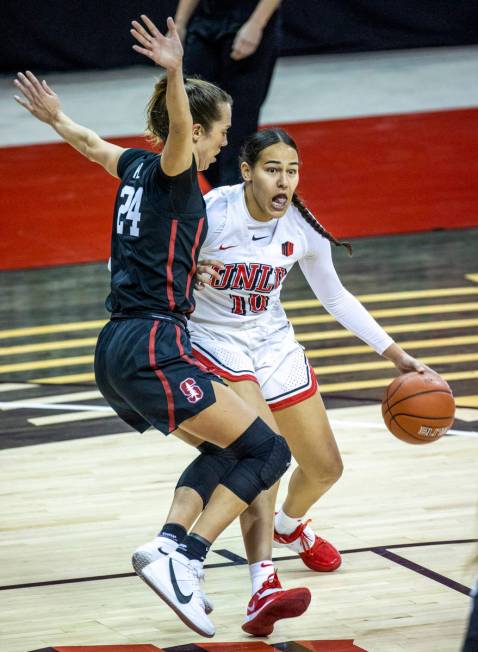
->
[190, 321, 317, 411]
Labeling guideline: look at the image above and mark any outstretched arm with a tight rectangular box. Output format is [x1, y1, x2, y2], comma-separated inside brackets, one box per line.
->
[14, 71, 125, 178]
[131, 15, 191, 177]
[299, 236, 431, 376]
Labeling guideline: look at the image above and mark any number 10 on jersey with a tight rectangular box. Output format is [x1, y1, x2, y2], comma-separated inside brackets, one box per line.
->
[116, 185, 143, 237]
[230, 294, 270, 315]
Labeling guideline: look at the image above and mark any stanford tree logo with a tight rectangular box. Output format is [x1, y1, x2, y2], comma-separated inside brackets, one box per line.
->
[179, 377, 204, 403]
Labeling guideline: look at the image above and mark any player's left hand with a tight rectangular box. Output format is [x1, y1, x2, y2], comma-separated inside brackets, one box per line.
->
[393, 352, 434, 376]
[131, 15, 183, 70]
[14, 71, 61, 124]
[194, 259, 224, 290]
[230, 20, 263, 60]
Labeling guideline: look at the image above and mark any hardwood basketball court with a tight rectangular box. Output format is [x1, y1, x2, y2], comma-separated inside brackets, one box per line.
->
[1, 45, 477, 652]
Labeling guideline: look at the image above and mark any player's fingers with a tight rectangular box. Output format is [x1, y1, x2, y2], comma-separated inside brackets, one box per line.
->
[130, 27, 152, 49]
[131, 21, 153, 41]
[16, 73, 38, 99]
[19, 71, 40, 98]
[230, 47, 247, 61]
[204, 266, 222, 281]
[132, 44, 154, 58]
[166, 16, 177, 35]
[198, 258, 224, 269]
[13, 95, 32, 111]
[141, 14, 160, 37]
[25, 70, 44, 95]
[41, 80, 56, 96]
[14, 77, 35, 102]
[132, 21, 157, 48]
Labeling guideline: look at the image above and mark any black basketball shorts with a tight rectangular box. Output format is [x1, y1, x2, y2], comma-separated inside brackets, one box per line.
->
[94, 317, 224, 434]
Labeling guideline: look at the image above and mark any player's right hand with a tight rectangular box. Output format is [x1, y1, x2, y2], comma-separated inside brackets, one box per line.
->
[131, 15, 183, 70]
[14, 71, 61, 124]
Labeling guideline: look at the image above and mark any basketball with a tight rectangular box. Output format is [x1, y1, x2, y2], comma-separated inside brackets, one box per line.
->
[382, 372, 455, 444]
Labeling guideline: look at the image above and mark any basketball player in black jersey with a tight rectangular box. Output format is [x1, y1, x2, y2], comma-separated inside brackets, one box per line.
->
[13, 15, 303, 638]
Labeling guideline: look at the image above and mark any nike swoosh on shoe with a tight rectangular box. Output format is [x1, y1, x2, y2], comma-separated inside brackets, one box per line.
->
[169, 558, 193, 604]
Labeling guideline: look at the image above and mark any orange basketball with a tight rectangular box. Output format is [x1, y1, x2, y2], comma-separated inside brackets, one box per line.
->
[382, 371, 455, 444]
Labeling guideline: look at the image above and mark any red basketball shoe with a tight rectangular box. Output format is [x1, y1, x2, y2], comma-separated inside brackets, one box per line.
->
[241, 570, 311, 637]
[274, 519, 342, 572]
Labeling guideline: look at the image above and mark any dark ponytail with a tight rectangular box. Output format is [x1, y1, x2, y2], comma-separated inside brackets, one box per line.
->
[146, 75, 232, 144]
[240, 128, 352, 255]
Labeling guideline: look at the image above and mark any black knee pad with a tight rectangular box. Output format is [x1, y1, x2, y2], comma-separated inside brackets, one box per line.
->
[222, 418, 291, 504]
[176, 442, 237, 507]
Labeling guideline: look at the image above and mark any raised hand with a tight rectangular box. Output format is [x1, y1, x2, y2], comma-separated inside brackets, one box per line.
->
[131, 15, 183, 70]
[14, 71, 61, 124]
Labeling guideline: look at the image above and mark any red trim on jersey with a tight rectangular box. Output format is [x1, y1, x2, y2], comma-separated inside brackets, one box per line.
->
[175, 324, 184, 356]
[166, 219, 178, 311]
[185, 217, 205, 301]
[149, 320, 175, 432]
[175, 326, 207, 371]
[192, 347, 259, 384]
[269, 363, 318, 411]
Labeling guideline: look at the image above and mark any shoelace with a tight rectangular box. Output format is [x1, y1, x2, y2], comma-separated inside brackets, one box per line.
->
[192, 564, 210, 611]
[296, 519, 317, 552]
[262, 570, 280, 591]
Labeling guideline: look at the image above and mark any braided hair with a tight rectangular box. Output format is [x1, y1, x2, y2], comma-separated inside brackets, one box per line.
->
[240, 128, 352, 255]
[292, 193, 352, 255]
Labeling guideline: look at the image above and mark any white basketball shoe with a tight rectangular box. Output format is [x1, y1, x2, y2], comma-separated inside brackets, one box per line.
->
[134, 549, 215, 638]
[132, 535, 177, 573]
[132, 536, 214, 615]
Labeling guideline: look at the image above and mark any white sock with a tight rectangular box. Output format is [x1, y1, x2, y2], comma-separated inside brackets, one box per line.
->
[249, 560, 274, 595]
[274, 507, 303, 535]
[275, 508, 315, 552]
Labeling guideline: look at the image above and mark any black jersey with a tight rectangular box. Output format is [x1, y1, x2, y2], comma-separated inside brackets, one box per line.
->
[106, 148, 207, 317]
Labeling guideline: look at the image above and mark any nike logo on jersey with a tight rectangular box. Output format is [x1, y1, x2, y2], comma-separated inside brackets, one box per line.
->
[132, 162, 143, 179]
[169, 558, 193, 604]
[252, 235, 267, 241]
[219, 244, 238, 250]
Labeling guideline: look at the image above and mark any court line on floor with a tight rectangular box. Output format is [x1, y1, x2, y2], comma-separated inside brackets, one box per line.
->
[26, 368, 478, 389]
[0, 382, 38, 392]
[372, 547, 471, 596]
[0, 390, 103, 410]
[0, 337, 98, 356]
[306, 335, 478, 358]
[1, 301, 477, 341]
[3, 333, 478, 361]
[0, 401, 111, 412]
[1, 287, 476, 340]
[328, 418, 478, 437]
[296, 318, 478, 342]
[290, 302, 478, 326]
[1, 538, 475, 593]
[282, 286, 478, 310]
[315, 352, 478, 375]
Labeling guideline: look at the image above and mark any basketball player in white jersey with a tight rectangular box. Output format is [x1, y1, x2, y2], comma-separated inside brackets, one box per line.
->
[135, 127, 430, 636]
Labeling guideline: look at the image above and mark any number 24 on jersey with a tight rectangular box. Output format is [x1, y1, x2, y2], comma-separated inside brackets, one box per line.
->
[116, 185, 143, 237]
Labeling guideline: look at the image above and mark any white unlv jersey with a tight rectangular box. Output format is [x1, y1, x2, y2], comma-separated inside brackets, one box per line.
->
[190, 183, 394, 355]
[192, 183, 308, 330]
